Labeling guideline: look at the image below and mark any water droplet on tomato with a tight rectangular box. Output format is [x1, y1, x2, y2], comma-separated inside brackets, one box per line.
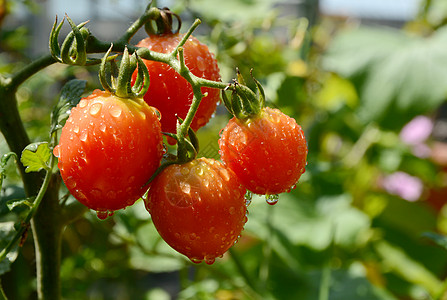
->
[189, 257, 203, 264]
[266, 194, 279, 205]
[99, 123, 106, 132]
[196, 56, 206, 72]
[180, 167, 190, 176]
[153, 108, 162, 120]
[204, 256, 215, 265]
[96, 211, 107, 219]
[180, 182, 191, 194]
[64, 176, 76, 189]
[189, 233, 197, 240]
[229, 206, 235, 215]
[89, 103, 102, 116]
[219, 168, 230, 182]
[79, 99, 88, 108]
[79, 131, 88, 142]
[195, 166, 204, 176]
[203, 178, 209, 188]
[245, 191, 253, 206]
[53, 145, 61, 157]
[73, 125, 80, 133]
[109, 105, 122, 118]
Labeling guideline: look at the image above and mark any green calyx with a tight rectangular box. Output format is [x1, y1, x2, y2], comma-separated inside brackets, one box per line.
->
[144, 6, 182, 35]
[99, 44, 150, 99]
[50, 15, 100, 66]
[222, 69, 266, 120]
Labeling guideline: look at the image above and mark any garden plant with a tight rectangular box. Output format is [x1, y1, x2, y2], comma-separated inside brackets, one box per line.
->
[2, 0, 447, 299]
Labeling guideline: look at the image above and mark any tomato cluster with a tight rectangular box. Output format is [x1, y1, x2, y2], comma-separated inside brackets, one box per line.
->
[54, 30, 307, 264]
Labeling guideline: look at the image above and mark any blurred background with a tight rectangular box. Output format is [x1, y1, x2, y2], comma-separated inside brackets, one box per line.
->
[2, 0, 447, 299]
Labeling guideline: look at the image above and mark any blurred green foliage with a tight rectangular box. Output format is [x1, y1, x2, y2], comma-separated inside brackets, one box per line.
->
[2, 0, 447, 299]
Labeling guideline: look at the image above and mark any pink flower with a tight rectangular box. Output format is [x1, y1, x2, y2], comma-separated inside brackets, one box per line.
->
[382, 172, 423, 202]
[400, 116, 433, 146]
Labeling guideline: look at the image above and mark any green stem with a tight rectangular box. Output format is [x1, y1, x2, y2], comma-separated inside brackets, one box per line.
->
[228, 248, 275, 300]
[0, 155, 54, 263]
[0, 280, 7, 300]
[119, 6, 161, 43]
[171, 19, 202, 57]
[259, 205, 274, 285]
[32, 172, 63, 300]
[9, 55, 57, 89]
[228, 248, 257, 291]
[318, 263, 331, 300]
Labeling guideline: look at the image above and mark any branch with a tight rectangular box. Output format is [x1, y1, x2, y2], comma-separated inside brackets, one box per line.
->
[9, 55, 57, 90]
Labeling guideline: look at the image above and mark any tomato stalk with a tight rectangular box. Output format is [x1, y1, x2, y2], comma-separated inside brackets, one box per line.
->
[0, 2, 272, 299]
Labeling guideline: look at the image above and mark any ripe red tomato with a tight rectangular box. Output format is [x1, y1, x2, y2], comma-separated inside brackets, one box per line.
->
[145, 157, 247, 264]
[53, 89, 164, 217]
[133, 33, 220, 137]
[218, 107, 308, 196]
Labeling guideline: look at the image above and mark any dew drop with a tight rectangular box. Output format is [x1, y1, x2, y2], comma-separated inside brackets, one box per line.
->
[109, 105, 122, 118]
[89, 103, 102, 116]
[190, 257, 203, 264]
[98, 123, 106, 132]
[196, 56, 206, 72]
[79, 99, 88, 108]
[96, 210, 109, 220]
[180, 167, 190, 176]
[245, 191, 253, 206]
[204, 256, 216, 265]
[195, 167, 204, 176]
[64, 176, 77, 189]
[229, 206, 235, 215]
[79, 131, 88, 142]
[73, 125, 80, 133]
[53, 145, 61, 157]
[153, 108, 162, 120]
[180, 182, 191, 194]
[203, 178, 209, 188]
[219, 168, 230, 182]
[266, 194, 279, 205]
[189, 233, 197, 240]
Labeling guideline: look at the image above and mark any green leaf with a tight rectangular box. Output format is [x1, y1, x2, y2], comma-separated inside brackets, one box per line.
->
[20, 142, 51, 173]
[323, 26, 447, 129]
[0, 152, 18, 192]
[246, 193, 371, 251]
[50, 79, 87, 134]
[422, 232, 447, 250]
[375, 241, 442, 295]
[0, 222, 19, 275]
[6, 197, 34, 211]
[426, 0, 447, 27]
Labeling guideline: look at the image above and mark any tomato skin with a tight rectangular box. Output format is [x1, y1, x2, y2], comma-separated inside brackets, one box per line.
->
[145, 158, 247, 264]
[218, 107, 308, 195]
[134, 34, 221, 136]
[54, 90, 164, 213]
